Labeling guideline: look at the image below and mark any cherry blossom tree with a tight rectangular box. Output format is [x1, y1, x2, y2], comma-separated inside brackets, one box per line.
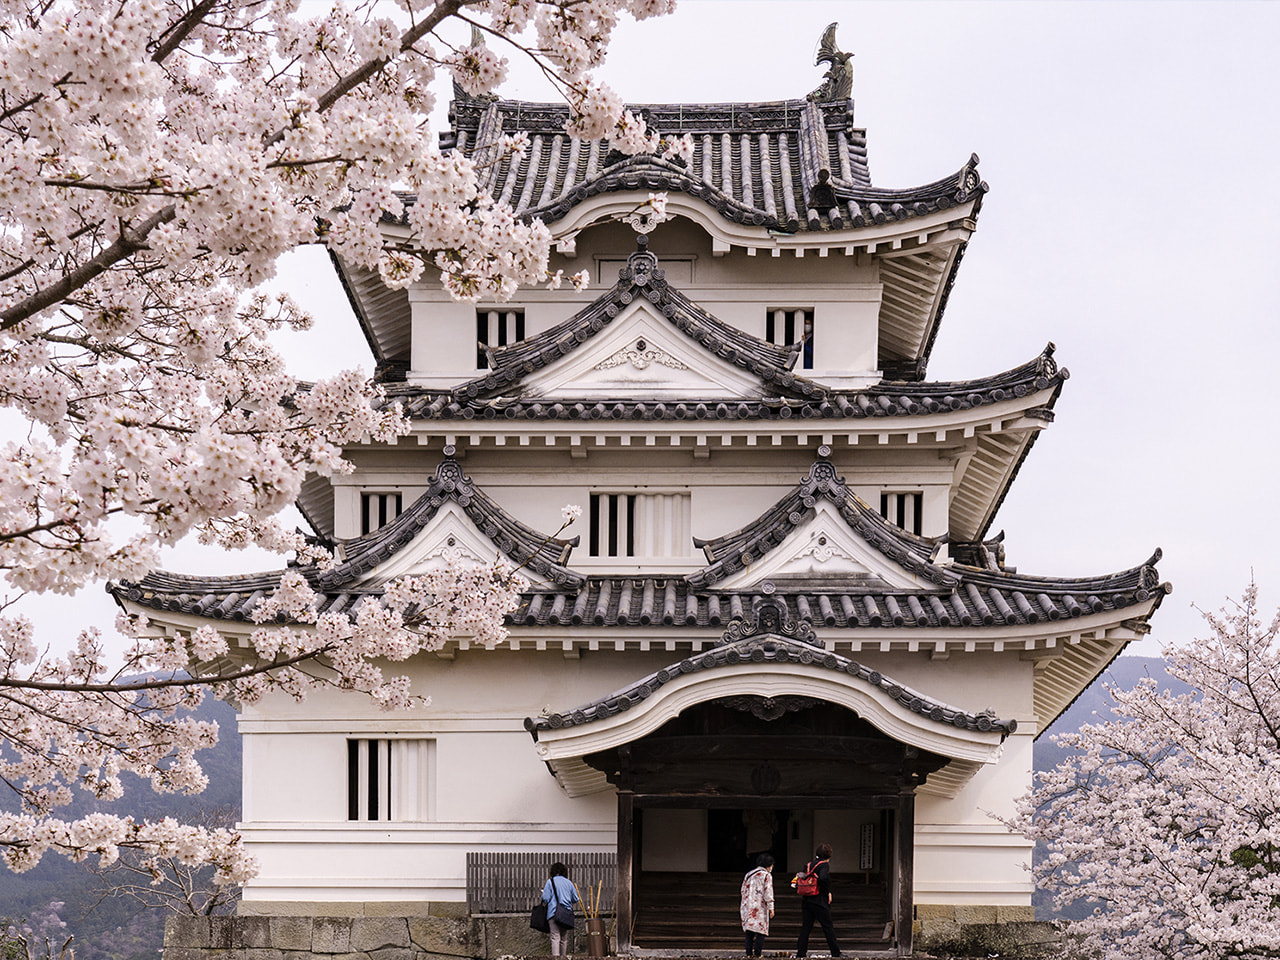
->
[0, 0, 671, 885]
[1010, 584, 1280, 960]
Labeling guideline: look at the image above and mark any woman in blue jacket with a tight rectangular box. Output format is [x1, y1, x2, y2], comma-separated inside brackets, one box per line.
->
[541, 862, 581, 956]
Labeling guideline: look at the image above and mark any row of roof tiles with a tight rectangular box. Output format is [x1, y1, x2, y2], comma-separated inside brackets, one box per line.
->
[443, 96, 987, 235]
[120, 566, 1166, 633]
[116, 455, 1167, 632]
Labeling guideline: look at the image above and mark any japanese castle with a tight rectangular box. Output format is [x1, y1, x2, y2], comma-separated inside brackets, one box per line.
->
[121, 25, 1168, 958]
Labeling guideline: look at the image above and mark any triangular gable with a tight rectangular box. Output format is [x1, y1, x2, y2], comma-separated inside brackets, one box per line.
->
[527, 300, 766, 400]
[345, 501, 522, 588]
[688, 458, 956, 591]
[718, 499, 932, 590]
[316, 458, 583, 592]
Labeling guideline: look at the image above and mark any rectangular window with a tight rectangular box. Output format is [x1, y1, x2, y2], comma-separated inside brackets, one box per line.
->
[880, 491, 923, 536]
[476, 308, 526, 368]
[766, 308, 815, 370]
[347, 738, 434, 821]
[360, 492, 402, 535]
[588, 492, 691, 558]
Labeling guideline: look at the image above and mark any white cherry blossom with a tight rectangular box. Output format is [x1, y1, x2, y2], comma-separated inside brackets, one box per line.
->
[0, 0, 673, 882]
[1008, 584, 1280, 960]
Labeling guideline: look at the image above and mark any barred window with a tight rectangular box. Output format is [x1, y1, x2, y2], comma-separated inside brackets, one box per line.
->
[880, 491, 923, 536]
[589, 492, 691, 558]
[766, 308, 815, 370]
[476, 308, 526, 368]
[360, 492, 402, 535]
[347, 738, 434, 821]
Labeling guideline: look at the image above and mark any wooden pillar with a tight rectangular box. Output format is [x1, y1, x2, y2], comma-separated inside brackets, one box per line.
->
[895, 791, 915, 957]
[617, 791, 634, 953]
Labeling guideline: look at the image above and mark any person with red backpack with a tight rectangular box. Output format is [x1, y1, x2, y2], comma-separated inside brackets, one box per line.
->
[792, 842, 842, 958]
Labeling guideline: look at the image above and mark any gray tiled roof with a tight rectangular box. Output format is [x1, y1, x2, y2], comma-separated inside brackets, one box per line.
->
[688, 459, 955, 589]
[396, 346, 1063, 421]
[447, 238, 819, 403]
[318, 456, 584, 590]
[117, 557, 1168, 632]
[440, 95, 987, 234]
[524, 610, 1016, 737]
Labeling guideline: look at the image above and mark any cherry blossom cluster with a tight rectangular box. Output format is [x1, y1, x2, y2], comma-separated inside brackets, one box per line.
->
[0, 0, 667, 882]
[1007, 584, 1280, 960]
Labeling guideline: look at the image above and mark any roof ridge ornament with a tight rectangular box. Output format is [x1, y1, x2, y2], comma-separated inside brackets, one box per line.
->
[719, 596, 820, 646]
[623, 233, 662, 287]
[807, 23, 854, 103]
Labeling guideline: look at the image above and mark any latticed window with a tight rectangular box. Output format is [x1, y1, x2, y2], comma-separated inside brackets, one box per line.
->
[360, 491, 402, 535]
[880, 491, 923, 536]
[589, 492, 691, 558]
[766, 307, 815, 370]
[347, 738, 434, 821]
[476, 308, 526, 368]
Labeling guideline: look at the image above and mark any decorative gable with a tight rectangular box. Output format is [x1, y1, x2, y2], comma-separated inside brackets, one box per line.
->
[688, 456, 957, 591]
[347, 501, 510, 587]
[526, 301, 766, 400]
[316, 457, 584, 592]
[452, 238, 829, 405]
[718, 499, 934, 590]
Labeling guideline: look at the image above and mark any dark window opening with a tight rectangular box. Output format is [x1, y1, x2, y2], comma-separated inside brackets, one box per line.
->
[766, 308, 815, 370]
[476, 309, 526, 368]
[360, 492, 403, 535]
[879, 491, 923, 536]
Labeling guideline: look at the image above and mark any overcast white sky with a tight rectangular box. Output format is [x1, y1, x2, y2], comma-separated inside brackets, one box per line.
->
[42, 1, 1279, 661]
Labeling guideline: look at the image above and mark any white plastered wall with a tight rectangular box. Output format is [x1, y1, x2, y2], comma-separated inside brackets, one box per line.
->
[237, 645, 1035, 908]
[403, 217, 883, 389]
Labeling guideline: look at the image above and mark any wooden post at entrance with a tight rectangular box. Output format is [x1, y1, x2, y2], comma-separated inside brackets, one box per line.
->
[896, 791, 915, 956]
[617, 791, 634, 953]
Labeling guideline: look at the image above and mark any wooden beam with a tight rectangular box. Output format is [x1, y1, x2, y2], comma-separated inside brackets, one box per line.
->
[617, 791, 634, 954]
[896, 792, 915, 957]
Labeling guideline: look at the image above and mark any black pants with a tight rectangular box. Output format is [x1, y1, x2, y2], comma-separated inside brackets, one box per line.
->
[744, 930, 766, 956]
[796, 898, 841, 957]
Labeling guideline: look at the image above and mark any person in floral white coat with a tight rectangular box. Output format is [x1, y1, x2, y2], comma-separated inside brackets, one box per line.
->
[740, 853, 776, 956]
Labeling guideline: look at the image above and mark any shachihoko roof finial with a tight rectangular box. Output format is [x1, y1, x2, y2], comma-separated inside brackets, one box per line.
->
[807, 22, 854, 102]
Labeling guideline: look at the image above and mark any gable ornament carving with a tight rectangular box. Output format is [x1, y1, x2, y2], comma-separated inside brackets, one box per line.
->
[424, 534, 487, 566]
[799, 532, 851, 565]
[594, 337, 688, 372]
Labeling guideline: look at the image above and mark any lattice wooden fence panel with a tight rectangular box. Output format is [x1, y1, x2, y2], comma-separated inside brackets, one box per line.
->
[466, 851, 616, 915]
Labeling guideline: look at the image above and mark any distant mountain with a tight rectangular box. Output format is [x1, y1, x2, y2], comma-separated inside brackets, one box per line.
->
[0, 693, 241, 960]
[1035, 655, 1189, 773]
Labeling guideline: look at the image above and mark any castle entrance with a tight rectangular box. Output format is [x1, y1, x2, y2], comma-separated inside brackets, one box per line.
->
[583, 698, 949, 957]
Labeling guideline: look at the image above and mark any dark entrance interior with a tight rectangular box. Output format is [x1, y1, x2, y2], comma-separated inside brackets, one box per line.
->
[586, 697, 950, 956]
[633, 804, 897, 951]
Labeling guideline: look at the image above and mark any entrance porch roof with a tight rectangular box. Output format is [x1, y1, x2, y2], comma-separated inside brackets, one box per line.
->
[525, 609, 1012, 799]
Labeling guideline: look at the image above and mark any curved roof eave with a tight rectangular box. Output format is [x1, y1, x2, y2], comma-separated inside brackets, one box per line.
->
[537, 182, 982, 254]
[525, 631, 1011, 778]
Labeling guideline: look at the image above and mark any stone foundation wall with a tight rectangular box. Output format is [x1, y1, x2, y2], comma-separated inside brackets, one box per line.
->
[164, 907, 1058, 959]
[913, 905, 1060, 958]
[163, 913, 564, 960]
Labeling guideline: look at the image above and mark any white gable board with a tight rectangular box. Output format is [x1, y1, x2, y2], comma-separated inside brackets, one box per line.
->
[719, 499, 934, 590]
[525, 301, 765, 400]
[349, 501, 527, 587]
